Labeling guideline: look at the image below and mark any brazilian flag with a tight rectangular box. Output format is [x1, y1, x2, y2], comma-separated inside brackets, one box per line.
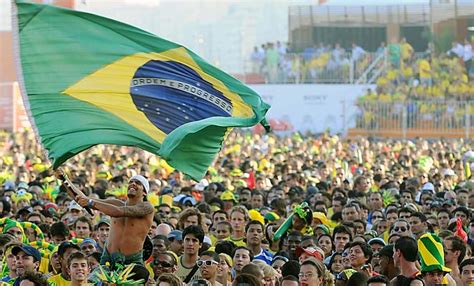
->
[12, 1, 270, 180]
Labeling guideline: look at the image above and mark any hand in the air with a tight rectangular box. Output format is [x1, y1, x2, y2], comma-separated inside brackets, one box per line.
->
[75, 195, 89, 207]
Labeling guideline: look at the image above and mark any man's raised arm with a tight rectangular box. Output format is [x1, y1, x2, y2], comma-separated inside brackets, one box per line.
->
[76, 195, 153, 218]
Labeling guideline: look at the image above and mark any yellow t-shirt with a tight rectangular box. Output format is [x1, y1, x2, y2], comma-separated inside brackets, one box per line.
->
[225, 236, 246, 247]
[419, 60, 431, 79]
[378, 93, 392, 103]
[401, 43, 414, 59]
[47, 274, 70, 286]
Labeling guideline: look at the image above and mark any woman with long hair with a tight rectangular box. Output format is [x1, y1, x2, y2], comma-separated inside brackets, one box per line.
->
[317, 234, 334, 258]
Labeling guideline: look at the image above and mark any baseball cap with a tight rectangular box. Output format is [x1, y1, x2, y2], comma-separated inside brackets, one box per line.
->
[182, 196, 197, 206]
[295, 246, 324, 261]
[96, 217, 111, 228]
[422, 182, 435, 192]
[16, 182, 29, 191]
[161, 187, 173, 195]
[193, 182, 207, 192]
[2, 181, 15, 191]
[368, 238, 386, 247]
[444, 169, 455, 177]
[167, 230, 182, 241]
[377, 244, 394, 258]
[17, 206, 33, 215]
[80, 238, 98, 248]
[11, 244, 41, 262]
[220, 191, 237, 202]
[203, 236, 212, 245]
[68, 201, 82, 211]
[58, 241, 80, 257]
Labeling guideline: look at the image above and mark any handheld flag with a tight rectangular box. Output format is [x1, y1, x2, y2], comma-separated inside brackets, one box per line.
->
[12, 1, 270, 180]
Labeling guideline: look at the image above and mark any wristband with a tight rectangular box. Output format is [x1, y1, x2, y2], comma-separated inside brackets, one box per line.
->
[87, 199, 94, 208]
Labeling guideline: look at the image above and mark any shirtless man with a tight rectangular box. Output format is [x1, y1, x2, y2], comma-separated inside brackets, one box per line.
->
[66, 174, 154, 270]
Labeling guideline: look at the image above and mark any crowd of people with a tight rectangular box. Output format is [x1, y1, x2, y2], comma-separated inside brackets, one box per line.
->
[2, 129, 474, 286]
[355, 38, 474, 130]
[359, 38, 474, 104]
[249, 41, 376, 84]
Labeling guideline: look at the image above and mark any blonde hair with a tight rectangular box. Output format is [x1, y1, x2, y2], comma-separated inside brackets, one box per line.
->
[257, 262, 277, 278]
[230, 206, 250, 221]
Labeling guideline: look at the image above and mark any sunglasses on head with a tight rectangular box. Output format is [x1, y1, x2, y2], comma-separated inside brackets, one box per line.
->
[197, 260, 218, 267]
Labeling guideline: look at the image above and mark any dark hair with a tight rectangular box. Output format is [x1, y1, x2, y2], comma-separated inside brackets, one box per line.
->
[73, 216, 93, 231]
[50, 222, 70, 237]
[395, 236, 418, 262]
[454, 207, 471, 219]
[212, 210, 228, 221]
[215, 240, 236, 257]
[398, 207, 413, 216]
[385, 208, 398, 216]
[460, 258, 474, 272]
[282, 275, 299, 282]
[438, 208, 451, 216]
[232, 273, 263, 286]
[196, 203, 211, 215]
[199, 250, 220, 262]
[445, 236, 467, 265]
[245, 220, 264, 233]
[182, 225, 205, 243]
[155, 252, 177, 266]
[252, 191, 264, 198]
[347, 271, 368, 286]
[333, 225, 353, 241]
[216, 221, 232, 232]
[88, 252, 101, 262]
[367, 274, 390, 285]
[0, 199, 11, 214]
[58, 241, 80, 258]
[152, 234, 169, 245]
[328, 252, 343, 272]
[67, 251, 87, 268]
[410, 212, 427, 222]
[17, 271, 48, 286]
[332, 196, 347, 205]
[350, 241, 373, 263]
[232, 246, 254, 261]
[208, 197, 224, 210]
[281, 260, 300, 278]
[353, 219, 367, 228]
[302, 235, 318, 244]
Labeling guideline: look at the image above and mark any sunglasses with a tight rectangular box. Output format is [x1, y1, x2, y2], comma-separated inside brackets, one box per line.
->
[197, 260, 218, 267]
[153, 260, 173, 268]
[372, 216, 383, 219]
[394, 227, 407, 232]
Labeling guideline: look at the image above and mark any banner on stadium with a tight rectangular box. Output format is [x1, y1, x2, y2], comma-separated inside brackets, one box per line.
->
[249, 84, 375, 134]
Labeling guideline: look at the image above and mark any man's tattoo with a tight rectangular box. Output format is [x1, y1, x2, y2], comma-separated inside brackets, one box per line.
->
[122, 202, 154, 217]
